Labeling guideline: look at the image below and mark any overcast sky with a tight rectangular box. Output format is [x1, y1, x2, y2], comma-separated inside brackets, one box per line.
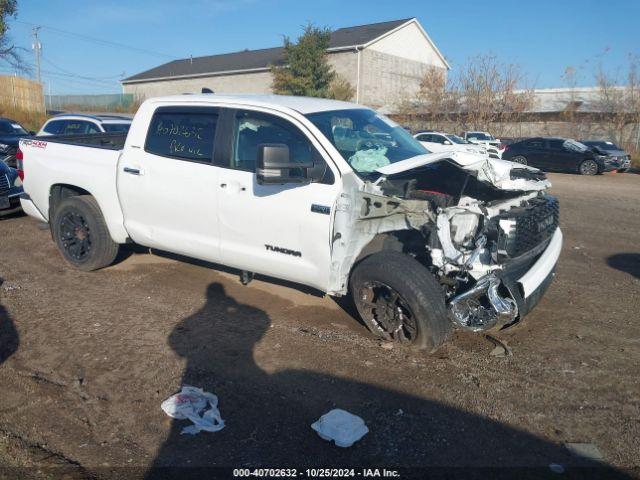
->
[3, 0, 639, 95]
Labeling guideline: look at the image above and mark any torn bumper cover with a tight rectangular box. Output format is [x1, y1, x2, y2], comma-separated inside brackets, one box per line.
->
[448, 228, 562, 331]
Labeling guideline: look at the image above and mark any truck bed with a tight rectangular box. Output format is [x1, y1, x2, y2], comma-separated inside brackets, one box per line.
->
[36, 132, 127, 150]
[19, 133, 128, 242]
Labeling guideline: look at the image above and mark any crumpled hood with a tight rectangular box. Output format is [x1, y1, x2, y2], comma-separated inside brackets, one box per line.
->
[376, 151, 550, 192]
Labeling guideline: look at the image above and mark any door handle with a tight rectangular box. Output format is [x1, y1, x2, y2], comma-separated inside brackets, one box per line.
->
[123, 167, 142, 175]
[220, 183, 227, 188]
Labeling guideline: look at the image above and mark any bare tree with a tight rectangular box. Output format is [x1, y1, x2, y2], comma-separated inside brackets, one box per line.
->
[404, 55, 533, 136]
[594, 55, 640, 149]
[455, 54, 533, 133]
[327, 74, 356, 101]
[0, 0, 24, 71]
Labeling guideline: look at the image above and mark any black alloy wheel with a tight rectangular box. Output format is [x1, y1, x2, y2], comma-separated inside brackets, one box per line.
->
[59, 210, 92, 261]
[358, 280, 418, 343]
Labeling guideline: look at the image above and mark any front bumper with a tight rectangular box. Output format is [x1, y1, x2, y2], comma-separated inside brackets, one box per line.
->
[499, 228, 562, 318]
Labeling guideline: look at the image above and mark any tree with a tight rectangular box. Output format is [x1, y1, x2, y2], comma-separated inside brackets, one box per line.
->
[0, 0, 20, 69]
[271, 23, 335, 98]
[327, 74, 355, 101]
[594, 55, 640, 149]
[455, 54, 533, 132]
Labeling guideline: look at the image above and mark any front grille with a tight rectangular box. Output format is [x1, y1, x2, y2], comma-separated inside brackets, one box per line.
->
[0, 174, 10, 195]
[497, 195, 560, 258]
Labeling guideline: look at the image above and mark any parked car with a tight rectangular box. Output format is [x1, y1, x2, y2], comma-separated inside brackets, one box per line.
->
[581, 140, 632, 173]
[414, 131, 487, 155]
[497, 137, 521, 159]
[18, 94, 561, 352]
[0, 160, 22, 216]
[462, 131, 501, 158]
[0, 117, 34, 168]
[502, 137, 621, 175]
[38, 114, 132, 136]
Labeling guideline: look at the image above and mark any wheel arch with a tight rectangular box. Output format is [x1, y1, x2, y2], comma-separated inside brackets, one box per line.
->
[49, 183, 92, 218]
[48, 183, 128, 244]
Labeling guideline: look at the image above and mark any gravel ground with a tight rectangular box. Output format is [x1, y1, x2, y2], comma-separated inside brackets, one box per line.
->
[0, 172, 638, 479]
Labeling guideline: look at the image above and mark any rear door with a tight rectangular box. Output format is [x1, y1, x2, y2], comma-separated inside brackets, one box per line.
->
[215, 107, 341, 291]
[545, 139, 578, 172]
[117, 105, 222, 262]
[520, 139, 547, 168]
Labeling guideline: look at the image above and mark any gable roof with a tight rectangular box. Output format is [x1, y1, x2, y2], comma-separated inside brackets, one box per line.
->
[122, 18, 416, 84]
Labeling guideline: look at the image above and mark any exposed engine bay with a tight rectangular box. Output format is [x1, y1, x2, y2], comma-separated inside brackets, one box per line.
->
[331, 152, 559, 333]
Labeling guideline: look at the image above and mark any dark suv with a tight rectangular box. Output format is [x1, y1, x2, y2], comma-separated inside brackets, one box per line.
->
[0, 118, 33, 168]
[502, 137, 620, 175]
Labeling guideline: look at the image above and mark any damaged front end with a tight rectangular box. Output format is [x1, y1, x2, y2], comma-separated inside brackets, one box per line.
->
[331, 152, 559, 333]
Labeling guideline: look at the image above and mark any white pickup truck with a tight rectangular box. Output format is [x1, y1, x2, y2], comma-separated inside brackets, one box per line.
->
[19, 94, 562, 352]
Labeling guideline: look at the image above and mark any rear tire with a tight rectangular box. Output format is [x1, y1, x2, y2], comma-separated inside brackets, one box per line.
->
[511, 155, 527, 165]
[579, 159, 598, 175]
[52, 195, 119, 271]
[350, 251, 452, 352]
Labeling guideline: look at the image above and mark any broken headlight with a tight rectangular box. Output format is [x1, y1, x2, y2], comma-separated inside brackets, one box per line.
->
[449, 212, 481, 249]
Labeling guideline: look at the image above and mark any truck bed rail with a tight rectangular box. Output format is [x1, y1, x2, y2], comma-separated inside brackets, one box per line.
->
[35, 132, 127, 150]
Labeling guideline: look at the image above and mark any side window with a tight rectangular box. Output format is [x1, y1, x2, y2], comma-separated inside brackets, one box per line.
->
[548, 139, 564, 150]
[0, 121, 13, 134]
[145, 109, 218, 163]
[232, 111, 313, 172]
[415, 134, 428, 142]
[525, 139, 543, 148]
[433, 135, 447, 144]
[87, 122, 101, 134]
[62, 121, 94, 135]
[43, 120, 65, 135]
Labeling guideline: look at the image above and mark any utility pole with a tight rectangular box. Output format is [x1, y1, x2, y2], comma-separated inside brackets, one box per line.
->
[32, 26, 42, 84]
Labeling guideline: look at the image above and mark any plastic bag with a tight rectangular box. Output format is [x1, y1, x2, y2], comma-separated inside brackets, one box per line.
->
[311, 409, 369, 447]
[161, 386, 225, 435]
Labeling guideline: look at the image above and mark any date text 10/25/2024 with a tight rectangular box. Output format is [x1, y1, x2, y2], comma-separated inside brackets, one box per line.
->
[233, 468, 401, 478]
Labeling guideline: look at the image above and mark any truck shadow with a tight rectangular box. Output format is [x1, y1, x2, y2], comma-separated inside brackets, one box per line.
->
[0, 278, 19, 366]
[145, 283, 629, 478]
[607, 253, 640, 279]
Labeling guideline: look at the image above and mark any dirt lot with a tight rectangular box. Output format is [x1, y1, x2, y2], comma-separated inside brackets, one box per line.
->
[0, 172, 639, 478]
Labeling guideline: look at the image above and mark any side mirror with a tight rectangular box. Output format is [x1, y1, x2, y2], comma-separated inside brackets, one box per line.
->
[29, 131, 36, 136]
[443, 140, 452, 145]
[256, 144, 317, 185]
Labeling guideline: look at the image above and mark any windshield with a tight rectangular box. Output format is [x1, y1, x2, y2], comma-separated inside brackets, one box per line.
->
[305, 109, 427, 175]
[0, 120, 28, 135]
[103, 123, 131, 133]
[467, 132, 493, 141]
[449, 134, 468, 144]
[563, 139, 588, 152]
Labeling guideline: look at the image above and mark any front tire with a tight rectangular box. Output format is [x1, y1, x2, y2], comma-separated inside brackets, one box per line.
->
[579, 159, 599, 175]
[511, 155, 527, 165]
[52, 195, 119, 271]
[350, 251, 452, 352]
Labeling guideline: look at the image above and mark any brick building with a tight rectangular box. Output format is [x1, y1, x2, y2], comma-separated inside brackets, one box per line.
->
[121, 18, 449, 110]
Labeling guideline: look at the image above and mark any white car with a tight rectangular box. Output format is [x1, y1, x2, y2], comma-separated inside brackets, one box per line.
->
[462, 131, 502, 158]
[414, 132, 487, 156]
[18, 94, 561, 352]
[38, 114, 132, 136]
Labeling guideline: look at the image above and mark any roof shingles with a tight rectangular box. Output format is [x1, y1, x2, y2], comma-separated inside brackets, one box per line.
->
[123, 18, 412, 83]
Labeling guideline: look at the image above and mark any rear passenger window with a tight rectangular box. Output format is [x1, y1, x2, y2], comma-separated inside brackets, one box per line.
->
[43, 120, 65, 135]
[525, 140, 544, 148]
[62, 121, 98, 135]
[145, 110, 217, 162]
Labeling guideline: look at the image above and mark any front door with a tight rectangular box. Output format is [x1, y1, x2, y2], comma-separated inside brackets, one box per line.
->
[117, 105, 222, 263]
[215, 108, 341, 291]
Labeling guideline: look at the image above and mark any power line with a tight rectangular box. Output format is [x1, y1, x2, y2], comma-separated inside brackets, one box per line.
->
[42, 57, 123, 80]
[14, 20, 177, 60]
